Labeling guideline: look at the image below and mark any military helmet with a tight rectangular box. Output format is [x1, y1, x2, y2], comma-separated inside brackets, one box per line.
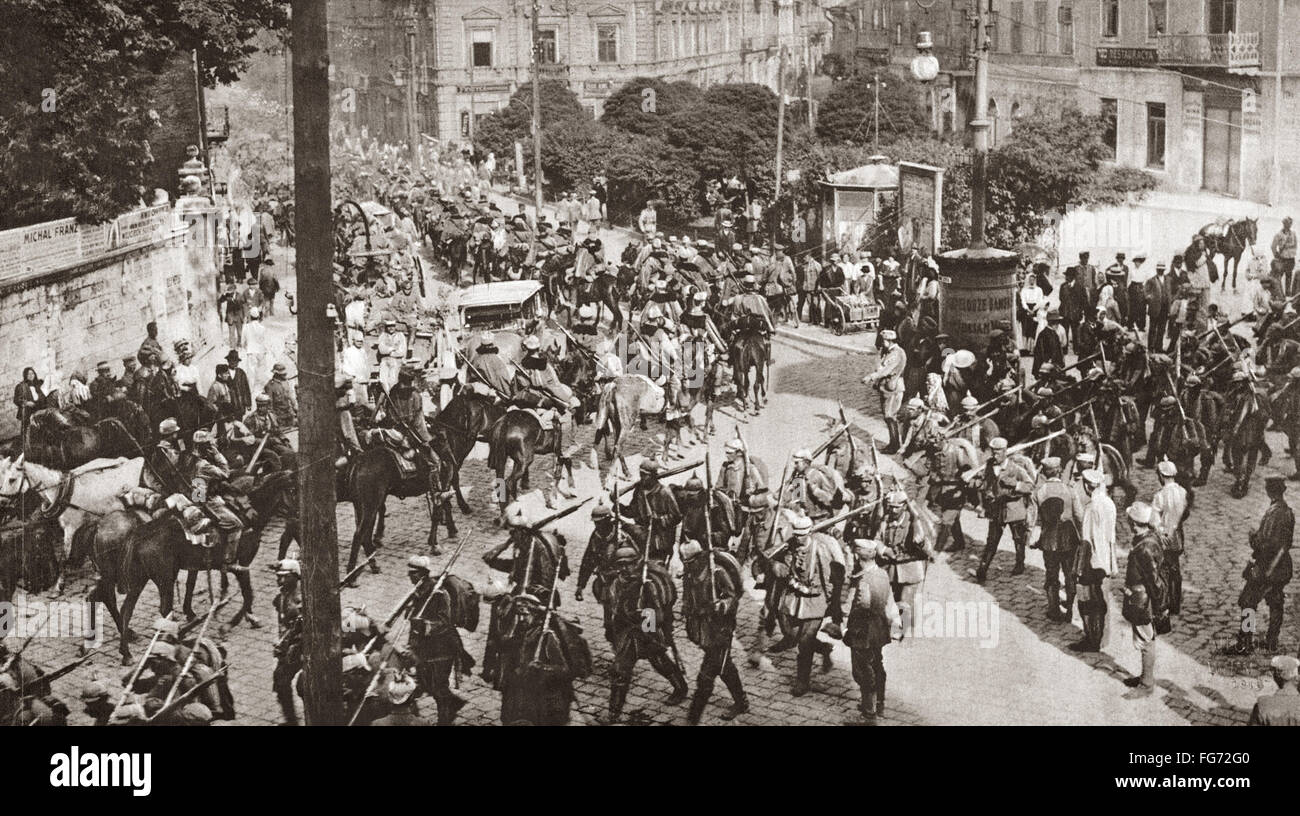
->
[385, 670, 419, 706]
[682, 474, 704, 493]
[789, 514, 813, 535]
[275, 558, 301, 576]
[158, 417, 180, 436]
[885, 489, 907, 507]
[341, 607, 374, 633]
[406, 555, 432, 573]
[503, 502, 529, 528]
[341, 652, 369, 674]
[679, 539, 704, 561]
[591, 502, 613, 519]
[255, 393, 271, 405]
[613, 547, 641, 564]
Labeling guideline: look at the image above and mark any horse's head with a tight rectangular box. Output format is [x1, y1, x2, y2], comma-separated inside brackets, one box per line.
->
[0, 455, 25, 499]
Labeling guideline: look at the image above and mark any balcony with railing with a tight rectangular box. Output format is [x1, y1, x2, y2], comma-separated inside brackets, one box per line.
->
[1156, 32, 1261, 71]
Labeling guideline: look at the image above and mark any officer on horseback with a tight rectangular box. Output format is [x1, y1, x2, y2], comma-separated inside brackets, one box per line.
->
[189, 429, 248, 566]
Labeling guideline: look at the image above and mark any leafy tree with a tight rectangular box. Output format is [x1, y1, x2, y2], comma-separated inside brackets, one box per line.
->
[474, 80, 589, 160]
[986, 106, 1156, 246]
[0, 0, 288, 228]
[814, 73, 932, 146]
[600, 77, 702, 138]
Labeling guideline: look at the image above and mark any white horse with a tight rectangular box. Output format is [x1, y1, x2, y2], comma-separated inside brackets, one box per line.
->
[0, 454, 145, 590]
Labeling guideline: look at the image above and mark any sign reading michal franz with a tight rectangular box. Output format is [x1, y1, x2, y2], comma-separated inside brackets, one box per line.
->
[0, 204, 172, 287]
[898, 162, 944, 256]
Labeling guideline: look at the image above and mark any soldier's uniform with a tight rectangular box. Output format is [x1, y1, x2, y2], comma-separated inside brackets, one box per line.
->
[842, 540, 900, 723]
[877, 492, 931, 636]
[770, 514, 845, 696]
[1123, 505, 1166, 693]
[271, 559, 303, 725]
[675, 476, 736, 553]
[619, 461, 682, 562]
[680, 541, 748, 724]
[576, 505, 645, 624]
[784, 451, 842, 522]
[1248, 657, 1300, 725]
[602, 547, 689, 721]
[1032, 460, 1084, 621]
[406, 556, 476, 725]
[189, 433, 247, 566]
[1234, 478, 1294, 653]
[514, 341, 579, 461]
[864, 332, 907, 453]
[717, 440, 766, 507]
[975, 439, 1035, 583]
[466, 334, 515, 399]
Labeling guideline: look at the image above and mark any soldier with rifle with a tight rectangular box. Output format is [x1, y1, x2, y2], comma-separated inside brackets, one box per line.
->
[878, 487, 933, 636]
[680, 538, 748, 724]
[575, 501, 645, 607]
[481, 501, 574, 686]
[272, 557, 303, 725]
[601, 545, 690, 722]
[974, 437, 1036, 584]
[1229, 475, 1294, 654]
[405, 545, 479, 726]
[615, 460, 682, 562]
[675, 465, 736, 554]
[766, 512, 846, 697]
[834, 538, 901, 725]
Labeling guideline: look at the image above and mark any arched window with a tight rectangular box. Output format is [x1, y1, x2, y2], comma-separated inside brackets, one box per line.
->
[988, 98, 1000, 146]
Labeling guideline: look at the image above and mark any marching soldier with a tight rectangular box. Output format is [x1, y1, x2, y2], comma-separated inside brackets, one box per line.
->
[602, 546, 690, 721]
[839, 538, 901, 725]
[844, 460, 884, 542]
[1032, 457, 1083, 621]
[877, 489, 932, 636]
[717, 437, 766, 506]
[1151, 460, 1189, 617]
[768, 513, 845, 697]
[1229, 475, 1294, 654]
[680, 539, 748, 724]
[617, 461, 682, 562]
[1121, 502, 1167, 697]
[975, 437, 1035, 584]
[272, 558, 303, 725]
[954, 393, 999, 451]
[406, 554, 476, 725]
[863, 329, 907, 453]
[481, 502, 570, 684]
[783, 448, 842, 521]
[675, 474, 736, 553]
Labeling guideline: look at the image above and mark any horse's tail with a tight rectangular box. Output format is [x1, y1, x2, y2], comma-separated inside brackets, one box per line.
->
[67, 520, 98, 571]
[487, 420, 509, 473]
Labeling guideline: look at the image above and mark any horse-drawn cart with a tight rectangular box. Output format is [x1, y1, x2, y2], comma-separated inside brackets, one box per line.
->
[821, 288, 880, 335]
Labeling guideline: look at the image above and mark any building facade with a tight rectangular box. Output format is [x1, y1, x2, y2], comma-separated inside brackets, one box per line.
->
[327, 0, 831, 147]
[830, 0, 1300, 205]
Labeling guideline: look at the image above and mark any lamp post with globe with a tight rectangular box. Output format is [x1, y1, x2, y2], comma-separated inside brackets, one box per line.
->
[929, 3, 1020, 350]
[910, 31, 940, 135]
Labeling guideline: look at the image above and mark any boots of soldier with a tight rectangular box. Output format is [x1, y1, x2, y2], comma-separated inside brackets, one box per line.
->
[881, 420, 900, 454]
[1266, 610, 1284, 652]
[606, 683, 629, 724]
[665, 668, 690, 706]
[687, 679, 714, 725]
[436, 692, 467, 725]
[793, 646, 814, 697]
[719, 662, 748, 720]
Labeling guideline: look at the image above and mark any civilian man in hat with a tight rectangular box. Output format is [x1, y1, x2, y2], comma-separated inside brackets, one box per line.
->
[1229, 475, 1294, 654]
[1272, 216, 1297, 295]
[1032, 310, 1066, 376]
[1105, 252, 1131, 321]
[88, 360, 119, 420]
[838, 538, 900, 725]
[1033, 456, 1084, 621]
[818, 252, 846, 294]
[1122, 501, 1167, 697]
[376, 318, 407, 393]
[224, 350, 252, 418]
[975, 437, 1035, 583]
[1144, 262, 1174, 352]
[1072, 468, 1117, 652]
[1150, 459, 1188, 618]
[864, 329, 907, 453]
[797, 252, 822, 326]
[1248, 656, 1300, 725]
[1058, 266, 1087, 353]
[264, 362, 297, 429]
[1069, 251, 1100, 306]
[768, 512, 845, 697]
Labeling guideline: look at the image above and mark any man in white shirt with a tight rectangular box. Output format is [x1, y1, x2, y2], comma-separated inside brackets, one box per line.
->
[1073, 468, 1116, 653]
[1150, 459, 1188, 616]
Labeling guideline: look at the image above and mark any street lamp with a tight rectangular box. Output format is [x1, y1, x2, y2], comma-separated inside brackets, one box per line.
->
[910, 31, 940, 83]
[910, 30, 940, 136]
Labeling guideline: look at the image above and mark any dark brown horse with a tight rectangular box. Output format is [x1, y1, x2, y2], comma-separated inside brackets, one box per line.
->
[487, 410, 569, 511]
[428, 390, 508, 512]
[70, 470, 296, 663]
[343, 443, 457, 576]
[23, 409, 143, 470]
[729, 322, 769, 414]
[1198, 217, 1258, 290]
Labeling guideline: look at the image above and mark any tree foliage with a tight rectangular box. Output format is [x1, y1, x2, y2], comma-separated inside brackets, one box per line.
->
[814, 72, 932, 146]
[600, 77, 702, 138]
[474, 80, 590, 161]
[0, 0, 288, 228]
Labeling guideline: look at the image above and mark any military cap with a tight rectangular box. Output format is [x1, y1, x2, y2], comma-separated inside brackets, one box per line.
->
[1265, 475, 1288, 492]
[79, 678, 113, 702]
[885, 489, 907, 505]
[158, 417, 180, 436]
[1075, 452, 1096, 465]
[1126, 501, 1154, 525]
[255, 393, 271, 405]
[523, 335, 542, 351]
[879, 329, 897, 341]
[1081, 469, 1104, 485]
[679, 539, 704, 561]
[1157, 460, 1177, 477]
[407, 555, 432, 572]
[852, 538, 883, 558]
[989, 437, 1008, 450]
[1271, 655, 1300, 679]
[1158, 395, 1178, 409]
[1041, 456, 1062, 474]
[276, 558, 301, 575]
[789, 514, 813, 534]
[272, 362, 287, 374]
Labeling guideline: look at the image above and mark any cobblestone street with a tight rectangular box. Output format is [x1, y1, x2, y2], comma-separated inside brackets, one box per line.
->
[15, 298, 1295, 724]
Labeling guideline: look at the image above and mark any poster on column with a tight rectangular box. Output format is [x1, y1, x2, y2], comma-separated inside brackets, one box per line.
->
[898, 162, 944, 256]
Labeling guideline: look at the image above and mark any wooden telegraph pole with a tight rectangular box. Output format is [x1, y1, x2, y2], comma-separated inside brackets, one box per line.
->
[772, 45, 787, 250]
[291, 0, 344, 725]
[530, 0, 545, 220]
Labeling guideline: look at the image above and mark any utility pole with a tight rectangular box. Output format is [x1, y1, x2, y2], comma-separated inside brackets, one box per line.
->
[406, 6, 421, 163]
[872, 73, 881, 154]
[804, 39, 814, 130]
[774, 46, 787, 202]
[530, 0, 545, 220]
[291, 0, 343, 726]
[468, 60, 477, 147]
[969, 0, 991, 248]
[1271, 0, 1285, 205]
